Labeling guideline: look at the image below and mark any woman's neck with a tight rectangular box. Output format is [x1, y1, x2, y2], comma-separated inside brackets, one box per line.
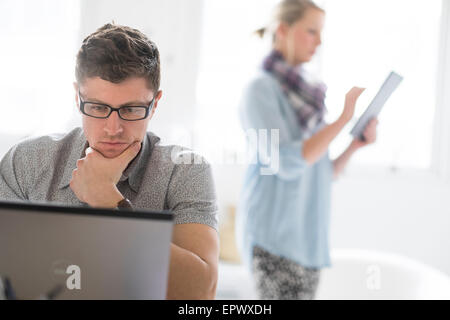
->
[273, 43, 300, 67]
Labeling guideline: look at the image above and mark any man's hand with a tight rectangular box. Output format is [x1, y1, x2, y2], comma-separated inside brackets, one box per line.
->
[69, 141, 142, 207]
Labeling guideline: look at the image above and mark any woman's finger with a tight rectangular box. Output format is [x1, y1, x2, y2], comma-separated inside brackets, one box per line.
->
[369, 118, 378, 127]
[364, 124, 377, 142]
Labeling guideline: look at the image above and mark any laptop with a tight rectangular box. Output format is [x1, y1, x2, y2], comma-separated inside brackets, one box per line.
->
[0, 200, 173, 300]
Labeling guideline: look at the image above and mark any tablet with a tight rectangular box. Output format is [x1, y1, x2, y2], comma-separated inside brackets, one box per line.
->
[350, 71, 403, 140]
[0, 200, 173, 299]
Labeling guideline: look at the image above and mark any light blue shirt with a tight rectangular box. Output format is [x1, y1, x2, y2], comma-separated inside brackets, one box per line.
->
[236, 71, 333, 269]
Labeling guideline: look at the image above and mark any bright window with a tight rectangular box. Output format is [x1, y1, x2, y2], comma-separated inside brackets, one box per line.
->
[321, 0, 442, 170]
[197, 0, 442, 170]
[0, 0, 80, 137]
[195, 0, 278, 164]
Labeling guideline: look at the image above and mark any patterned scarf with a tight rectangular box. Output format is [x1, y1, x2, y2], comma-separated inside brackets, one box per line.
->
[263, 50, 327, 138]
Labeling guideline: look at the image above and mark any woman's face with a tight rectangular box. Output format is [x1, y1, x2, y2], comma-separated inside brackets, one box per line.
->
[277, 8, 325, 65]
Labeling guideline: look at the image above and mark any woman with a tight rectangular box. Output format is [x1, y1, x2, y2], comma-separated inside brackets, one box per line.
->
[237, 0, 378, 300]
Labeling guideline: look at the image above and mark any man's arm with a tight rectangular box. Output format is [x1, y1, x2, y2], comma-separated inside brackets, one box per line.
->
[167, 223, 219, 299]
[165, 149, 219, 299]
[0, 145, 27, 201]
[70, 144, 220, 299]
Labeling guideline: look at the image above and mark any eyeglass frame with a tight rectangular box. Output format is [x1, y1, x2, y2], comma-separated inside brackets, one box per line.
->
[78, 90, 156, 121]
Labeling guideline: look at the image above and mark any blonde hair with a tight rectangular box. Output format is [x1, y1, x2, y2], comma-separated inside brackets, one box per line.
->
[255, 0, 324, 38]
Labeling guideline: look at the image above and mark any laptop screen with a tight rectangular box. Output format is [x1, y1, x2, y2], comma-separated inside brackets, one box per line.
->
[0, 201, 173, 300]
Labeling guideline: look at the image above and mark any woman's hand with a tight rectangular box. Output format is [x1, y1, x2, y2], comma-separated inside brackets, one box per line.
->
[339, 87, 366, 124]
[352, 118, 378, 149]
[302, 87, 367, 165]
[333, 118, 379, 178]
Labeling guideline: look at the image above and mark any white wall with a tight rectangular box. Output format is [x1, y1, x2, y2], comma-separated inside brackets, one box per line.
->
[1, 1, 448, 277]
[213, 164, 450, 276]
[77, 0, 204, 142]
[0, 134, 29, 158]
[0, 0, 205, 155]
[331, 167, 450, 275]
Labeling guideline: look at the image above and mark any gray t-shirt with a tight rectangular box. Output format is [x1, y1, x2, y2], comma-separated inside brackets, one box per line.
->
[0, 127, 218, 231]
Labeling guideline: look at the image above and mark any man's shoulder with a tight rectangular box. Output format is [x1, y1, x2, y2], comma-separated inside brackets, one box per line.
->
[146, 132, 211, 169]
[18, 127, 82, 147]
[0, 128, 85, 193]
[10, 127, 84, 163]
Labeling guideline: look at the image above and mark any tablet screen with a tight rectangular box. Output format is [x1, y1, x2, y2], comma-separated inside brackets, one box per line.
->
[350, 71, 403, 139]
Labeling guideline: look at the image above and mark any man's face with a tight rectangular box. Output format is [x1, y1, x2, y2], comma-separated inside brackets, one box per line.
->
[75, 77, 161, 159]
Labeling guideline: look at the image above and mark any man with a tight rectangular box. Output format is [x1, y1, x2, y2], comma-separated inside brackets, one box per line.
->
[0, 23, 219, 299]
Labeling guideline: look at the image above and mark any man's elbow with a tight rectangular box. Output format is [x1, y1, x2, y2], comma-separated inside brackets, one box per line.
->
[200, 263, 218, 299]
[170, 261, 218, 300]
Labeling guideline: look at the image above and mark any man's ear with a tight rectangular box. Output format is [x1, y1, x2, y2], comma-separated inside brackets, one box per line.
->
[149, 90, 163, 119]
[153, 90, 163, 110]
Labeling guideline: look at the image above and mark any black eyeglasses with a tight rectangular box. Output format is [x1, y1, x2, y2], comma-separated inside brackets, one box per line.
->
[78, 90, 156, 121]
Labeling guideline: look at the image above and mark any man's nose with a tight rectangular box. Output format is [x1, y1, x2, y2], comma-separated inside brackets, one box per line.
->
[104, 110, 124, 135]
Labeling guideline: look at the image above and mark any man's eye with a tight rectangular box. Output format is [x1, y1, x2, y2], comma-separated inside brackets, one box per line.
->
[85, 104, 109, 115]
[92, 105, 107, 111]
[122, 107, 134, 113]
[122, 107, 140, 114]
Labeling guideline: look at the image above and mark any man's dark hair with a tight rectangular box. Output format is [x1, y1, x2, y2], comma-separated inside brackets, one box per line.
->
[75, 23, 160, 92]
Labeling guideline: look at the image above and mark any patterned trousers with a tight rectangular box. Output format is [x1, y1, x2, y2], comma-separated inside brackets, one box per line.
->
[252, 246, 321, 300]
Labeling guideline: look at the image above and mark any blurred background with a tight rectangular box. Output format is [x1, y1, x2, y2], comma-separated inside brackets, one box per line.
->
[1, 0, 449, 299]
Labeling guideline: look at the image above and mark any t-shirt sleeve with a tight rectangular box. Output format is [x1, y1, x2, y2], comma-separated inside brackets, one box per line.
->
[239, 76, 308, 180]
[0, 144, 27, 201]
[165, 151, 218, 232]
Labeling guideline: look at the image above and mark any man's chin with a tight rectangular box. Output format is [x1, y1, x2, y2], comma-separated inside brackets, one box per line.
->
[101, 151, 121, 159]
[96, 147, 127, 159]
